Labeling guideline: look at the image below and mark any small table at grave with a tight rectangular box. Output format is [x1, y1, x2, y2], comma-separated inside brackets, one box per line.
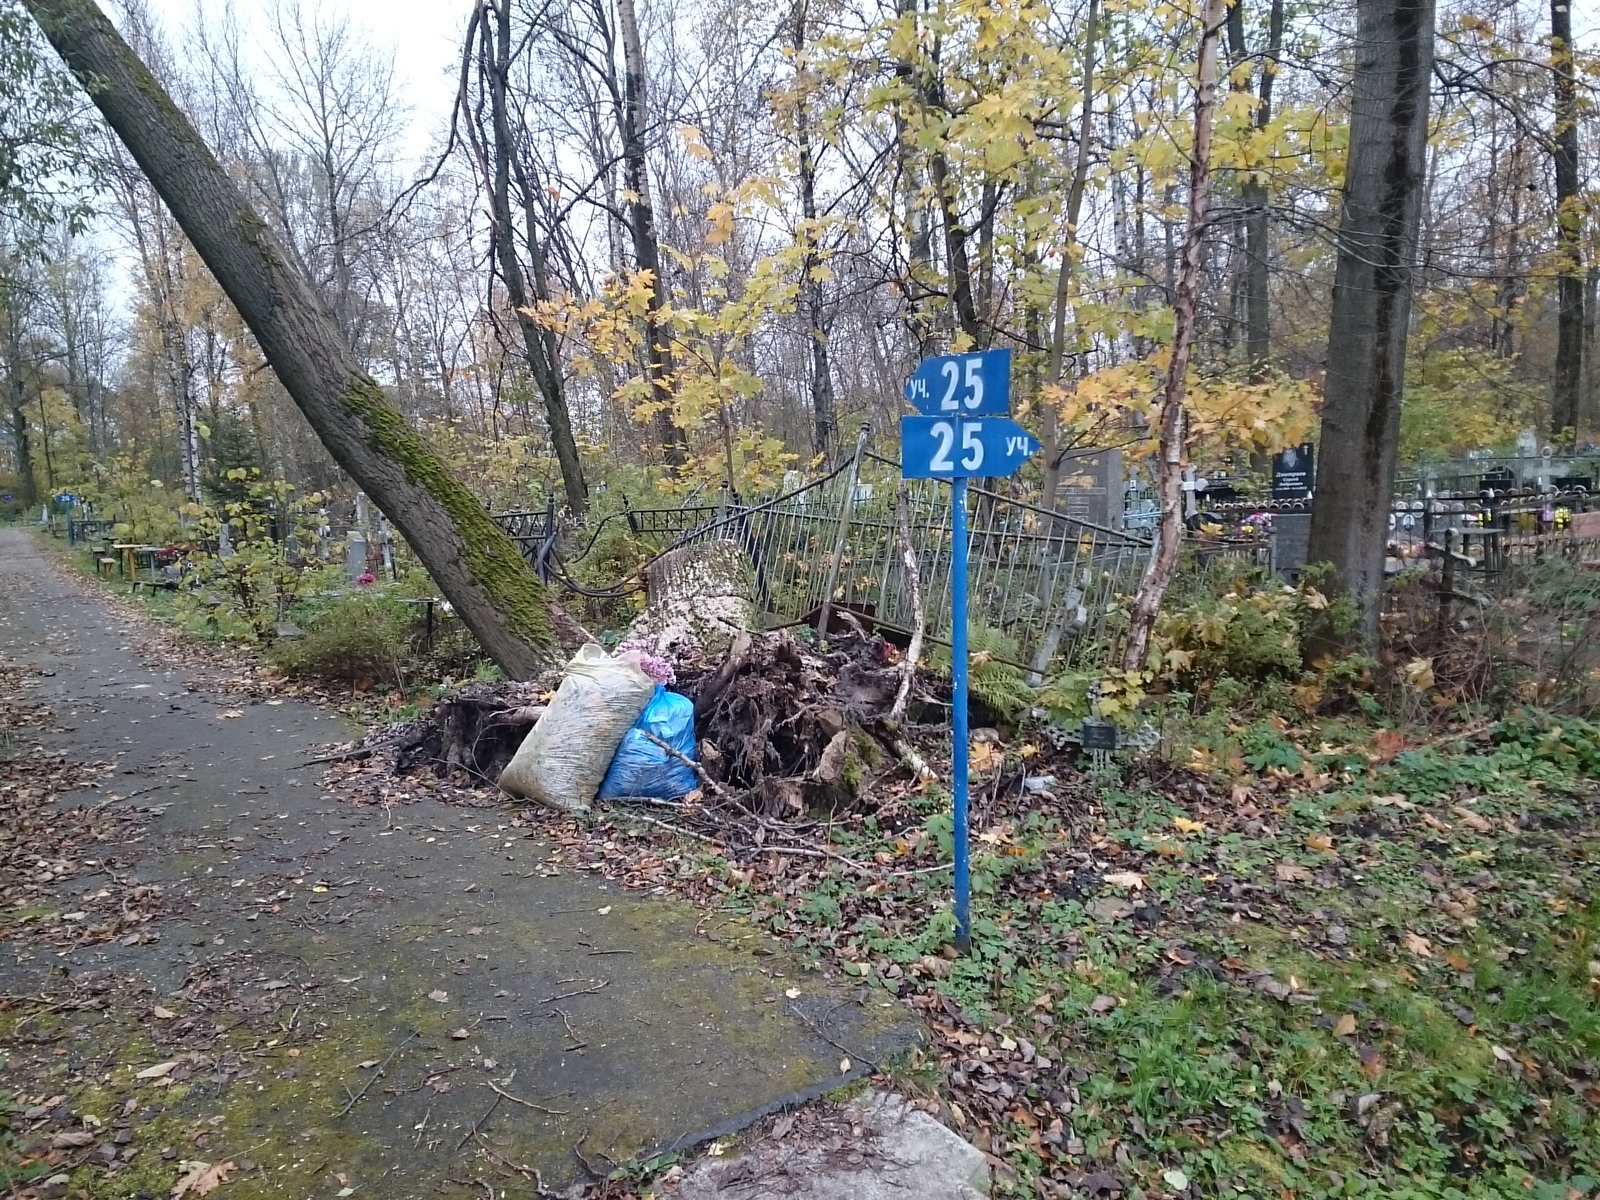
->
[112, 543, 142, 581]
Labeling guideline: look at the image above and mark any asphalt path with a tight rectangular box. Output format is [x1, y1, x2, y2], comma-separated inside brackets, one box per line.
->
[0, 527, 912, 1196]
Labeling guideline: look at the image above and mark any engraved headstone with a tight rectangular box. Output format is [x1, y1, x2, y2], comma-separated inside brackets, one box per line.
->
[1271, 443, 1315, 501]
[1274, 511, 1313, 582]
[1056, 449, 1124, 528]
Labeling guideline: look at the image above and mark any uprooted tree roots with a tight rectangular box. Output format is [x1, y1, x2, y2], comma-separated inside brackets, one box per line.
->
[390, 680, 550, 784]
[678, 630, 908, 814]
[389, 630, 937, 815]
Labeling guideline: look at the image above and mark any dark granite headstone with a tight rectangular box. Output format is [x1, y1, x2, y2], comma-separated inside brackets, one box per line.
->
[1057, 449, 1124, 528]
[1274, 511, 1313, 582]
[1272, 443, 1315, 501]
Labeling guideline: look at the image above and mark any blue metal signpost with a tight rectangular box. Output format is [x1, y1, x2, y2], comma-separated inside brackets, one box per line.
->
[900, 349, 1035, 952]
[900, 416, 1039, 480]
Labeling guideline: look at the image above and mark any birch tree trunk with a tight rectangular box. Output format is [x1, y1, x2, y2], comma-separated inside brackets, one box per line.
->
[1304, 0, 1435, 642]
[790, 2, 837, 459]
[1121, 0, 1226, 674]
[23, 0, 557, 678]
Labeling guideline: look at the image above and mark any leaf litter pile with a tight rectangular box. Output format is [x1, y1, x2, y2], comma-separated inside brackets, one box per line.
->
[0, 663, 161, 953]
[319, 627, 1600, 1200]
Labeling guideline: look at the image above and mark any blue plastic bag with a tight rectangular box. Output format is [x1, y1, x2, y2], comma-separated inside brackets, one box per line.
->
[598, 685, 698, 801]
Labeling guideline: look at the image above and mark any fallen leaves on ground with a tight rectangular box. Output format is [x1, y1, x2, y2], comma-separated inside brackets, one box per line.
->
[172, 1159, 234, 1197]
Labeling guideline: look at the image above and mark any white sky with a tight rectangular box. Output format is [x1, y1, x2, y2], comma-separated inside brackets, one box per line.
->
[140, 0, 470, 169]
[139, 0, 1600, 174]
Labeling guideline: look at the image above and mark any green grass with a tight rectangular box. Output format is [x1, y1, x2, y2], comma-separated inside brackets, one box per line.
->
[658, 709, 1600, 1199]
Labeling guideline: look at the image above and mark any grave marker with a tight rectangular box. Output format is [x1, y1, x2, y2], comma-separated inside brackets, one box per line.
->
[1056, 449, 1124, 528]
[1271, 443, 1315, 501]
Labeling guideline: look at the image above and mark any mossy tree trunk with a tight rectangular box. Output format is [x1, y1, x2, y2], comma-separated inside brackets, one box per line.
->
[23, 0, 555, 678]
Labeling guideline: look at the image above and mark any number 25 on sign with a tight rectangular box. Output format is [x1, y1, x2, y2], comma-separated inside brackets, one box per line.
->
[903, 348, 1011, 417]
[900, 416, 1040, 480]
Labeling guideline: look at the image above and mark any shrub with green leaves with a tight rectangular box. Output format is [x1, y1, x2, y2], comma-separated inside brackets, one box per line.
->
[174, 473, 329, 644]
[269, 588, 414, 688]
[269, 574, 488, 690]
[1154, 566, 1331, 686]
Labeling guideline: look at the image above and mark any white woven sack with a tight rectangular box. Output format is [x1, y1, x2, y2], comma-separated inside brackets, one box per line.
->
[499, 644, 657, 812]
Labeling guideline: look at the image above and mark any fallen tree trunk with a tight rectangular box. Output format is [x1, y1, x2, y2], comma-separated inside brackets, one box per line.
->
[22, 0, 558, 679]
[623, 540, 756, 664]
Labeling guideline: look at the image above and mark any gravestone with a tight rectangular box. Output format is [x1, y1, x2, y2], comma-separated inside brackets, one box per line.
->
[1056, 449, 1124, 528]
[1271, 443, 1315, 501]
[1273, 511, 1313, 583]
[346, 529, 368, 582]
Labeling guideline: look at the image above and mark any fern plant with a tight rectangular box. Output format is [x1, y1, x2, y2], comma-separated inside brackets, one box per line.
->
[927, 622, 1036, 721]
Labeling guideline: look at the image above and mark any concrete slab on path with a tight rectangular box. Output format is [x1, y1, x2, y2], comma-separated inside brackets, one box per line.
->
[0, 528, 919, 1194]
[674, 1092, 990, 1199]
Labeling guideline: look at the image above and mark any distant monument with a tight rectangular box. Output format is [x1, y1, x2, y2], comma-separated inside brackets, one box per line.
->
[1056, 449, 1124, 529]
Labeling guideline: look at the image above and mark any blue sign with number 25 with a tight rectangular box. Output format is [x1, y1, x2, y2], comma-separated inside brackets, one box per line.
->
[903, 348, 1012, 417]
[900, 416, 1040, 480]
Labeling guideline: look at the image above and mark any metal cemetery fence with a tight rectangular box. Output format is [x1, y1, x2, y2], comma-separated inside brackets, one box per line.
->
[499, 436, 1155, 675]
[483, 445, 1600, 679]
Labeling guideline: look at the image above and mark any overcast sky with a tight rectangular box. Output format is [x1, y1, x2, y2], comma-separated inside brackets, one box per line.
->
[140, 0, 469, 168]
[139, 0, 1600, 170]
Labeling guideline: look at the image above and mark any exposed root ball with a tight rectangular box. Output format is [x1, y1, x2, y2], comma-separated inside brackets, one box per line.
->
[678, 631, 902, 815]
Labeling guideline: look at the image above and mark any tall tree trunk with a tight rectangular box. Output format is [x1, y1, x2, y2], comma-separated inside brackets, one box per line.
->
[1122, 0, 1226, 674]
[24, 0, 557, 677]
[1227, 0, 1284, 377]
[114, 150, 203, 502]
[616, 0, 687, 468]
[35, 387, 55, 491]
[475, 1, 588, 515]
[893, 0, 936, 358]
[928, 148, 985, 347]
[2, 279, 40, 509]
[1584, 264, 1598, 428]
[1039, 0, 1100, 510]
[1305, 0, 1436, 642]
[156, 239, 203, 502]
[1551, 0, 1583, 439]
[6, 353, 37, 508]
[9, 399, 36, 508]
[790, 2, 837, 459]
